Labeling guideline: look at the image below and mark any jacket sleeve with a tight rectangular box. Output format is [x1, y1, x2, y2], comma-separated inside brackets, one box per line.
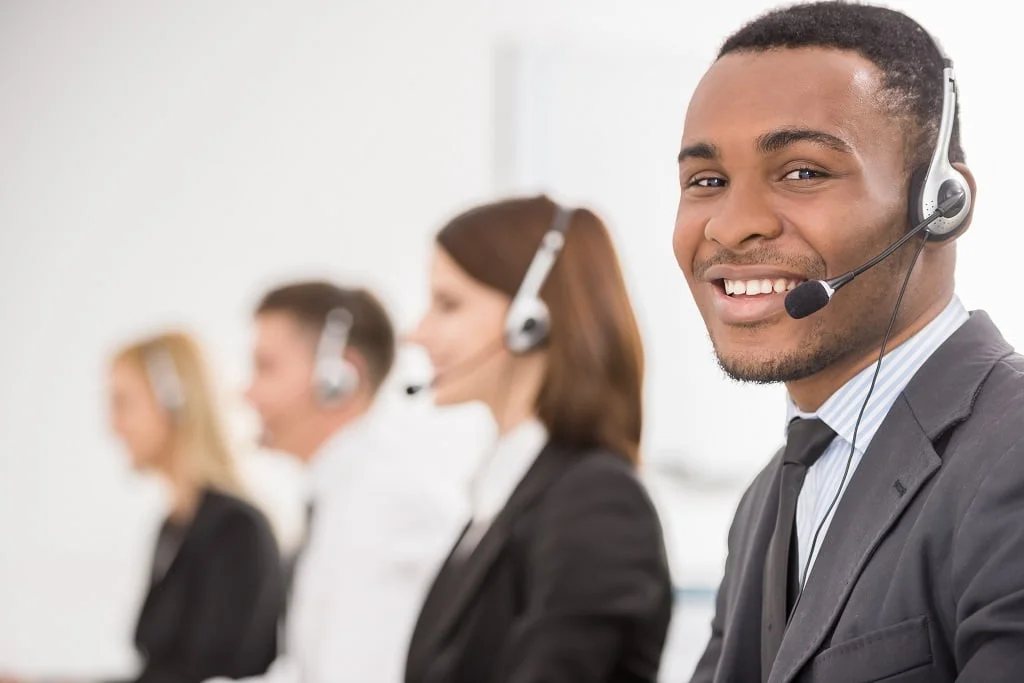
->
[493, 454, 673, 683]
[688, 487, 749, 683]
[953, 440, 1024, 681]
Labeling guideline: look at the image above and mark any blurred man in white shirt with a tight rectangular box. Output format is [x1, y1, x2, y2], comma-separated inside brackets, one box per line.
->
[211, 281, 462, 683]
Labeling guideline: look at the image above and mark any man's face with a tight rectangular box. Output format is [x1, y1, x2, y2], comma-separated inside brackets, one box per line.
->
[245, 312, 319, 456]
[674, 47, 917, 383]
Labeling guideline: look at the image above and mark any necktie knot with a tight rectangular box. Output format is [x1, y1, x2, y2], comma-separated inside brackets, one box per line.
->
[784, 417, 836, 468]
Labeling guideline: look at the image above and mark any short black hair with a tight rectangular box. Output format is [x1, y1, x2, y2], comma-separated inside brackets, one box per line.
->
[256, 281, 396, 392]
[719, 1, 964, 170]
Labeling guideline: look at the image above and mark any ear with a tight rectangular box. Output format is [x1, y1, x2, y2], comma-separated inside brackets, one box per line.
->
[342, 349, 370, 392]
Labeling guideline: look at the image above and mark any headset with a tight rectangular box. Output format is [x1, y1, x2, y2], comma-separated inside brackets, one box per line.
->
[313, 306, 359, 405]
[785, 31, 972, 320]
[406, 201, 575, 396]
[909, 33, 971, 242]
[143, 346, 186, 416]
[503, 202, 575, 354]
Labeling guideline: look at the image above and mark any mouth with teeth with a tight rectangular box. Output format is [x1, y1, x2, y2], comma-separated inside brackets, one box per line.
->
[702, 273, 809, 325]
[717, 277, 804, 297]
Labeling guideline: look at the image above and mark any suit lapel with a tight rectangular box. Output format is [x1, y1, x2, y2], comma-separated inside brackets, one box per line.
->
[405, 519, 472, 665]
[416, 442, 574, 664]
[769, 396, 940, 683]
[766, 311, 1016, 683]
[136, 491, 216, 644]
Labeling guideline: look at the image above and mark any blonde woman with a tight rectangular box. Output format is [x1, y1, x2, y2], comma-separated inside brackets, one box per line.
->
[106, 332, 284, 682]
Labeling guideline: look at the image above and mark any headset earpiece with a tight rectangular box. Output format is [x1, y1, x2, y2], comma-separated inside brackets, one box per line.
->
[144, 347, 186, 417]
[313, 307, 359, 405]
[910, 56, 972, 242]
[503, 203, 573, 355]
[504, 297, 552, 354]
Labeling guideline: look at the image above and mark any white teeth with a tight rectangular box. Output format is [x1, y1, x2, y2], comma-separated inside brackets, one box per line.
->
[721, 277, 804, 296]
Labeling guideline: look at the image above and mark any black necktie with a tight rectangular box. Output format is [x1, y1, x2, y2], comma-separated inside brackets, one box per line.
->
[761, 417, 836, 682]
[278, 500, 317, 652]
[292, 501, 317, 575]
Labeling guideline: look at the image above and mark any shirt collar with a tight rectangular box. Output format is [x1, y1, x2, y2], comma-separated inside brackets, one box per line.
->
[470, 417, 548, 522]
[785, 294, 969, 450]
[305, 406, 380, 501]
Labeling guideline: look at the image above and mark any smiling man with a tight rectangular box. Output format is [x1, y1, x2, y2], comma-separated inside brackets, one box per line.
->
[675, 3, 1024, 683]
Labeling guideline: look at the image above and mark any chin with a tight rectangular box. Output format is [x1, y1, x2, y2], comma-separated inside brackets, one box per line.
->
[712, 334, 838, 384]
[431, 389, 464, 407]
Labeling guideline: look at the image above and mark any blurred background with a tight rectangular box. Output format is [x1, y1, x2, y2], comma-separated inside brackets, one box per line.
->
[1, 0, 1020, 679]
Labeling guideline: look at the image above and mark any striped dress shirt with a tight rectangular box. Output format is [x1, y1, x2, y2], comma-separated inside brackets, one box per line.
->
[787, 294, 969, 585]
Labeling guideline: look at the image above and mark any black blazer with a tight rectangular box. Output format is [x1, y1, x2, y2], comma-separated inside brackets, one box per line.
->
[690, 312, 1024, 683]
[405, 442, 673, 683]
[125, 489, 284, 683]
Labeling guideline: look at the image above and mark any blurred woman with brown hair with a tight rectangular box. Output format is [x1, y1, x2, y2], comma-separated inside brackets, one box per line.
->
[107, 331, 284, 682]
[404, 196, 673, 683]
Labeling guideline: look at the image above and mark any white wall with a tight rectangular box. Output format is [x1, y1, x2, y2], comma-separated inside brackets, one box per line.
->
[0, 0, 1019, 679]
[0, 1, 493, 675]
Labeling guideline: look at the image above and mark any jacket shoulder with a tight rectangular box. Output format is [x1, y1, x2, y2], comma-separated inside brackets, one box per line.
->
[199, 490, 277, 547]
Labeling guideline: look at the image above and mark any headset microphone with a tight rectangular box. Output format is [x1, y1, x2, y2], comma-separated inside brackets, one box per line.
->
[405, 340, 506, 395]
[785, 187, 965, 320]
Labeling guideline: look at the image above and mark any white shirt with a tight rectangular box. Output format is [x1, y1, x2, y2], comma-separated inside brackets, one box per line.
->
[787, 295, 969, 585]
[454, 418, 548, 557]
[208, 409, 464, 683]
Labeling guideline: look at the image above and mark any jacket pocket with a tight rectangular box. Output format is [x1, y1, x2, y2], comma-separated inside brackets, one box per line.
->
[804, 615, 933, 683]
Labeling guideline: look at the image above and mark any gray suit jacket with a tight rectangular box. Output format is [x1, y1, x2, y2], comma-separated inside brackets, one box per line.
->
[690, 311, 1024, 683]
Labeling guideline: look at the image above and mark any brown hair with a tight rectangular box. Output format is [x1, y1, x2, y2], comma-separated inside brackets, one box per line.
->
[437, 195, 644, 464]
[114, 331, 246, 496]
[256, 281, 396, 393]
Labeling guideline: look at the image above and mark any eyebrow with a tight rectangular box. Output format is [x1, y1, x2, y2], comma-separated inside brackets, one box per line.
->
[677, 127, 854, 164]
[677, 142, 719, 164]
[756, 127, 853, 155]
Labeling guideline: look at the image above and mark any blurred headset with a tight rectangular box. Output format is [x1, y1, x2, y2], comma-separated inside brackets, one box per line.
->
[313, 306, 359, 405]
[143, 346, 186, 416]
[405, 202, 575, 396]
[503, 203, 574, 354]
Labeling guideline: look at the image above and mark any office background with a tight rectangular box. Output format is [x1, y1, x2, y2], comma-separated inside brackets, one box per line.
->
[1, 0, 1019, 679]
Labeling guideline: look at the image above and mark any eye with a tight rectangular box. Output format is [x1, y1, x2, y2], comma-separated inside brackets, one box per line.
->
[783, 168, 828, 181]
[433, 294, 459, 313]
[688, 175, 727, 189]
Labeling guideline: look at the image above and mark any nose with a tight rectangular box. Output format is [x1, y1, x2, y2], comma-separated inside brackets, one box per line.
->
[703, 179, 783, 249]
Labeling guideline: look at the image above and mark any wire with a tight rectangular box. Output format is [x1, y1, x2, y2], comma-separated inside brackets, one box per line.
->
[787, 230, 930, 621]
